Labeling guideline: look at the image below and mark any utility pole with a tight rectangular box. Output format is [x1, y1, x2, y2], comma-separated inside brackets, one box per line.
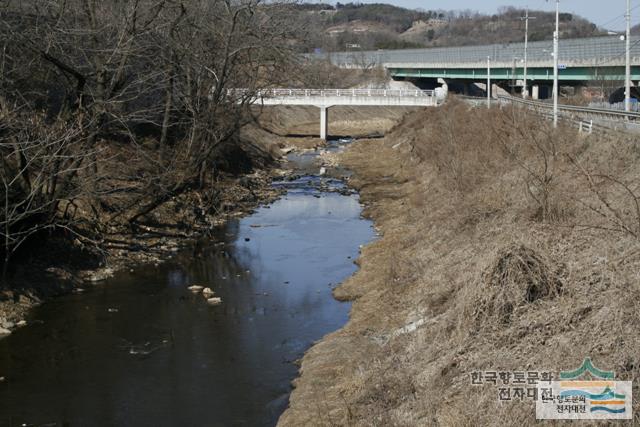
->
[626, 0, 632, 112]
[487, 56, 491, 108]
[552, 0, 559, 128]
[521, 8, 536, 98]
[512, 57, 517, 94]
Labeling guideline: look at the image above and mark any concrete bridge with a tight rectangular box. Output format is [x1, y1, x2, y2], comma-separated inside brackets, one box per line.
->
[249, 88, 441, 139]
[316, 36, 640, 99]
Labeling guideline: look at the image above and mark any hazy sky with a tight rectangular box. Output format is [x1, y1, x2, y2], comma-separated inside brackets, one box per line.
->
[329, 1, 638, 31]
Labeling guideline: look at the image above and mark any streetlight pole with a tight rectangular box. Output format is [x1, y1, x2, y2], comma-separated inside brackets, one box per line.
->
[521, 8, 536, 98]
[487, 56, 491, 108]
[552, 0, 559, 128]
[625, 0, 632, 112]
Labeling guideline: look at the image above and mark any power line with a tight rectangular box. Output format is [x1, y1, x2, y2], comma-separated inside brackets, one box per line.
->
[598, 2, 640, 29]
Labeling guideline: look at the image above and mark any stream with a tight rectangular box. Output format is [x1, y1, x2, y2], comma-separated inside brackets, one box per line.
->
[0, 139, 374, 426]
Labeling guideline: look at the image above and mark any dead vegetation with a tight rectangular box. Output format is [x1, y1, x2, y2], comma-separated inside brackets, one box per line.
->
[0, 0, 300, 281]
[258, 105, 411, 138]
[279, 100, 640, 426]
[472, 244, 565, 326]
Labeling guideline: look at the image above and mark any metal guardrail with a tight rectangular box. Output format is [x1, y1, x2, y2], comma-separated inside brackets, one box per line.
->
[497, 95, 640, 120]
[248, 88, 436, 98]
[494, 95, 640, 135]
[588, 101, 640, 113]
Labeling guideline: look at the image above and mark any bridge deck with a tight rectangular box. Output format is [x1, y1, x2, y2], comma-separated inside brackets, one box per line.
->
[251, 88, 440, 107]
[320, 36, 640, 68]
[316, 36, 640, 82]
[388, 65, 640, 82]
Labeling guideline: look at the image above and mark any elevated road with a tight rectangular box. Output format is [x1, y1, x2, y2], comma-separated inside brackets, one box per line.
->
[315, 36, 640, 97]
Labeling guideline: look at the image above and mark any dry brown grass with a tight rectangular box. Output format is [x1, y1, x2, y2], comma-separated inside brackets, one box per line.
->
[256, 105, 413, 138]
[470, 244, 565, 326]
[279, 100, 640, 426]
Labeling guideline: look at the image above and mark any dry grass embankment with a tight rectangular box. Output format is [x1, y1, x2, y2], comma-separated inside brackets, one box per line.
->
[258, 105, 412, 140]
[279, 100, 640, 426]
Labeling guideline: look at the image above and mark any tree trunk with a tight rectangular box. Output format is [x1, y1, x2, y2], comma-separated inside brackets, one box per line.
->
[160, 74, 174, 146]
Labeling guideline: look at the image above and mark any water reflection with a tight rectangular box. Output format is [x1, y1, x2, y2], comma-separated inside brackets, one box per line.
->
[0, 159, 374, 426]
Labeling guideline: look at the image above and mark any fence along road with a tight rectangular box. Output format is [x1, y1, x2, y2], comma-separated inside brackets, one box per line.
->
[496, 95, 640, 134]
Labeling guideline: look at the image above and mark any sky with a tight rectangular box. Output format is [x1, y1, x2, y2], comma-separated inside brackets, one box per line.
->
[329, 1, 639, 31]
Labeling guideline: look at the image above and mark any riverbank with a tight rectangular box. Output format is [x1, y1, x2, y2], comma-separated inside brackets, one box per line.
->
[0, 153, 282, 333]
[280, 100, 640, 426]
[0, 106, 410, 337]
[0, 137, 375, 425]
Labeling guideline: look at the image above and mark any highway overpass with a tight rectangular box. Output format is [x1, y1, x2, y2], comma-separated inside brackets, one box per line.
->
[314, 36, 640, 99]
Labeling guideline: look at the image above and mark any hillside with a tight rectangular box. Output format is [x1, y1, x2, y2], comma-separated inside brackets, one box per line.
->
[417, 7, 604, 47]
[294, 3, 605, 52]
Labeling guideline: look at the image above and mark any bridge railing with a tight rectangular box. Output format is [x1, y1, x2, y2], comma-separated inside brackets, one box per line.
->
[230, 88, 435, 98]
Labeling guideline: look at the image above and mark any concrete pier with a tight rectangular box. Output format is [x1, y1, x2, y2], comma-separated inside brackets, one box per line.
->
[320, 106, 328, 140]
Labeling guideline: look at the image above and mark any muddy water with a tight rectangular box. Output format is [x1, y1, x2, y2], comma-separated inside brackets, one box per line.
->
[0, 140, 373, 426]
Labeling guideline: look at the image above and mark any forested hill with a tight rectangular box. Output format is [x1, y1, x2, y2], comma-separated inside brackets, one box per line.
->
[294, 3, 605, 52]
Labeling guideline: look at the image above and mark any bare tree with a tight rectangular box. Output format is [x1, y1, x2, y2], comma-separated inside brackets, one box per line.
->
[0, 109, 101, 276]
[0, 0, 298, 277]
[492, 106, 560, 222]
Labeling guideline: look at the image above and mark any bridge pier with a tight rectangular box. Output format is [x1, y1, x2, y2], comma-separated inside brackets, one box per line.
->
[320, 106, 329, 140]
[532, 85, 539, 100]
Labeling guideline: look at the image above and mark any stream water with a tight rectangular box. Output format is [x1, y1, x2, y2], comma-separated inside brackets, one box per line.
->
[0, 139, 374, 427]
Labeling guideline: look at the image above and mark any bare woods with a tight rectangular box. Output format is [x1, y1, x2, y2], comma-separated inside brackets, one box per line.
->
[0, 0, 297, 276]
